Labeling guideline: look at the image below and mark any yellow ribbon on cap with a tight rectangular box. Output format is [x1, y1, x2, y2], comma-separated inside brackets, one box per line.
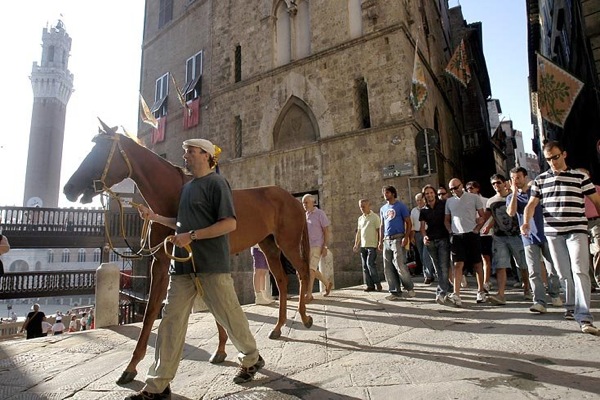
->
[212, 145, 222, 169]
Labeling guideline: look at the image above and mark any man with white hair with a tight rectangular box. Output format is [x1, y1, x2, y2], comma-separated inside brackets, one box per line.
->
[128, 138, 263, 400]
[302, 194, 333, 302]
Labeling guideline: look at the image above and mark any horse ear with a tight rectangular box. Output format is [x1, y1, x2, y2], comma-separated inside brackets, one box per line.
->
[97, 118, 116, 135]
[121, 126, 142, 144]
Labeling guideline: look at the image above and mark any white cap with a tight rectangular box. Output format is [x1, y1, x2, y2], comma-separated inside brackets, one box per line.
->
[182, 139, 215, 156]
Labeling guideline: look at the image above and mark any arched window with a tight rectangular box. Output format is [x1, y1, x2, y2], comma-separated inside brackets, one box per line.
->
[294, 0, 311, 59]
[274, 0, 311, 66]
[273, 96, 319, 150]
[275, 1, 292, 66]
[110, 251, 119, 263]
[48, 250, 54, 263]
[78, 249, 86, 263]
[93, 248, 101, 263]
[62, 249, 70, 263]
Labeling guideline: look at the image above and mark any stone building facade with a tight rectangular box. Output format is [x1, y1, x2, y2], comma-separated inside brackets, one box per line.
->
[137, 0, 490, 296]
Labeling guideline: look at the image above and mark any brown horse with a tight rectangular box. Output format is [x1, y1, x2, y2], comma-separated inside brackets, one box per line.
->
[63, 123, 313, 384]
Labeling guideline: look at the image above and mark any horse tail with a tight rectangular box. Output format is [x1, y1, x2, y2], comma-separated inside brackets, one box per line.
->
[301, 219, 310, 267]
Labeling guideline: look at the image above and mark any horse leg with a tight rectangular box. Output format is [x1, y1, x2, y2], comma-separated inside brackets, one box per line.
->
[277, 222, 313, 330]
[259, 238, 288, 339]
[209, 321, 228, 363]
[116, 254, 169, 384]
[282, 249, 313, 329]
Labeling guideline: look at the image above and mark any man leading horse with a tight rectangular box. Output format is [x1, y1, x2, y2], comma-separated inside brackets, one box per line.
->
[126, 138, 264, 400]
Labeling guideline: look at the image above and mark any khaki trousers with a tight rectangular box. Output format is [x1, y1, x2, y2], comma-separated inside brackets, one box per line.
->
[144, 273, 259, 393]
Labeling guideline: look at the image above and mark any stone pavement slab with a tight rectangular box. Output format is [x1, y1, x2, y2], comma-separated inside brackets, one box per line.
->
[1, 281, 599, 399]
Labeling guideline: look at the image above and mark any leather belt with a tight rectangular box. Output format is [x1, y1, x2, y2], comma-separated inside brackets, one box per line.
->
[384, 233, 405, 240]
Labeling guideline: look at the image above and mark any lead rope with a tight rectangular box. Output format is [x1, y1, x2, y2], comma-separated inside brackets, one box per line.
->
[163, 235, 204, 297]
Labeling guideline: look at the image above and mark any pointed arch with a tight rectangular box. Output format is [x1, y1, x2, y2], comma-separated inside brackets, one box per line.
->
[273, 95, 319, 150]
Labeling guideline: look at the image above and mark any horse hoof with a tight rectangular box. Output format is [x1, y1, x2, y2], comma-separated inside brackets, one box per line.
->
[268, 329, 281, 340]
[209, 351, 227, 364]
[303, 316, 313, 329]
[116, 370, 137, 384]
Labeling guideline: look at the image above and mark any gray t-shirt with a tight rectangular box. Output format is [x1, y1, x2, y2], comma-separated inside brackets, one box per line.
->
[172, 172, 236, 274]
[445, 191, 482, 234]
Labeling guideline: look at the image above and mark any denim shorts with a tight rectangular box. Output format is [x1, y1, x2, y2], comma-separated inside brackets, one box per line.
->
[492, 235, 526, 270]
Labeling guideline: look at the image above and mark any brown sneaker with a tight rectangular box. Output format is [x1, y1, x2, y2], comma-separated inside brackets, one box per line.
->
[233, 356, 265, 383]
[125, 386, 171, 400]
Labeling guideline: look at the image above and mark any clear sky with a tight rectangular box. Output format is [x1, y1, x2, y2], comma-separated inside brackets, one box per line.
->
[1, 1, 144, 207]
[451, 0, 532, 149]
[0, 1, 531, 208]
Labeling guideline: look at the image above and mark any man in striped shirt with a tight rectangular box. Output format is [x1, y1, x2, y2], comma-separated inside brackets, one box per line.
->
[522, 141, 600, 335]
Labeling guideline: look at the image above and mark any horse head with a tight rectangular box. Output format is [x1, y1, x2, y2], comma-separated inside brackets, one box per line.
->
[63, 119, 134, 204]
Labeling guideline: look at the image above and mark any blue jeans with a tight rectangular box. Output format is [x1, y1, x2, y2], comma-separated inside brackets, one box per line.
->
[414, 231, 435, 279]
[360, 247, 380, 288]
[383, 237, 414, 294]
[426, 238, 451, 296]
[524, 242, 561, 306]
[547, 233, 594, 324]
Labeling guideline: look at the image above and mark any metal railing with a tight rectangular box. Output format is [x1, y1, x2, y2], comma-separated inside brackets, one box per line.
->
[0, 206, 145, 249]
[0, 271, 95, 300]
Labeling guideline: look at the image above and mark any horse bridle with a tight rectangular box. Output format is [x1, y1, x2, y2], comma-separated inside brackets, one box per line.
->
[94, 133, 133, 193]
[94, 134, 159, 259]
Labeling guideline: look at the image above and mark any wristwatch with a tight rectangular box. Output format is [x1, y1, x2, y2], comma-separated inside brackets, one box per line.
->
[189, 230, 198, 241]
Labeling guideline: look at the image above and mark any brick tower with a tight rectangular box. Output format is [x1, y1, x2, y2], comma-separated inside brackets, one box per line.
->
[23, 20, 74, 208]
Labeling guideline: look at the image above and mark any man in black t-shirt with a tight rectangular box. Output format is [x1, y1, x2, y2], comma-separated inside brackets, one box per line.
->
[419, 185, 452, 305]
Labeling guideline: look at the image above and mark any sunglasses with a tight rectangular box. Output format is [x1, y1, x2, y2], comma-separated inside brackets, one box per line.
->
[449, 185, 461, 191]
[545, 153, 561, 161]
[437, 192, 447, 196]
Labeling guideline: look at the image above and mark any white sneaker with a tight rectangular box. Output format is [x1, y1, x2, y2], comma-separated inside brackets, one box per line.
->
[261, 290, 275, 303]
[254, 292, 273, 305]
[551, 297, 563, 307]
[403, 290, 416, 299]
[529, 303, 547, 313]
[476, 291, 487, 303]
[448, 293, 462, 307]
[581, 322, 599, 335]
[435, 294, 446, 305]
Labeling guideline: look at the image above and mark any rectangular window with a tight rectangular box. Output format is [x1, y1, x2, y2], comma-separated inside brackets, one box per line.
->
[159, 0, 174, 28]
[153, 73, 169, 118]
[185, 51, 203, 101]
[355, 77, 371, 129]
[234, 115, 242, 158]
[235, 45, 242, 83]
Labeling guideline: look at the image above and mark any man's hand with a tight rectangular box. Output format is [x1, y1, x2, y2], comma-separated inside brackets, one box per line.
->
[171, 232, 193, 248]
[510, 178, 518, 193]
[520, 222, 530, 236]
[353, 244, 359, 253]
[138, 205, 155, 221]
[401, 236, 409, 249]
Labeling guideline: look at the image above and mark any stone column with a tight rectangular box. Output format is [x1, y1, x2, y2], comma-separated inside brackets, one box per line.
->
[95, 263, 119, 328]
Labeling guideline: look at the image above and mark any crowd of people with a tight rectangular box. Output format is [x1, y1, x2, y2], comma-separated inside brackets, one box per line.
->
[352, 141, 599, 337]
[18, 304, 95, 339]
